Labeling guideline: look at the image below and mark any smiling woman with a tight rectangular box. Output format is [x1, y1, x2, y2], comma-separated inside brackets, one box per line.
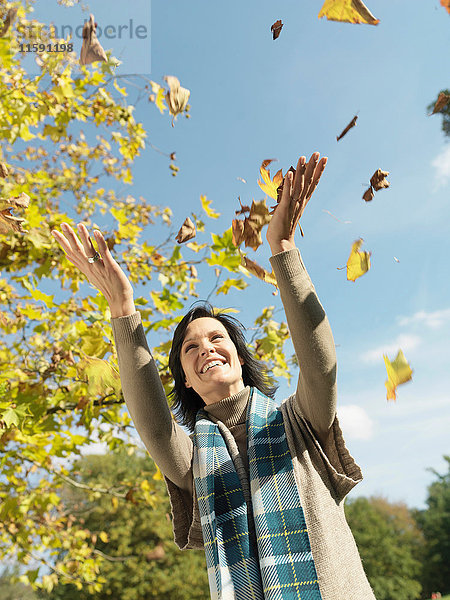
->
[51, 153, 378, 600]
[168, 305, 278, 430]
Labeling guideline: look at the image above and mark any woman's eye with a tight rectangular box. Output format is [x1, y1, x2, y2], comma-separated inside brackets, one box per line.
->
[212, 335, 223, 341]
[185, 345, 195, 352]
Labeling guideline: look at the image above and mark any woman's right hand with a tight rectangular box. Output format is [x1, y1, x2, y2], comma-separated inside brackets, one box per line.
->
[51, 222, 136, 318]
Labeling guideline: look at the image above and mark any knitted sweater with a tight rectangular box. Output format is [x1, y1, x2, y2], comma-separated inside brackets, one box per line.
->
[110, 248, 377, 600]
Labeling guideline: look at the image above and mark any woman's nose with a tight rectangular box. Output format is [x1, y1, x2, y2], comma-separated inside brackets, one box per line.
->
[199, 342, 214, 356]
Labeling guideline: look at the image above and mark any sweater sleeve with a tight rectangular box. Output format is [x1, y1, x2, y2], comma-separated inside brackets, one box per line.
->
[269, 248, 337, 440]
[110, 311, 193, 497]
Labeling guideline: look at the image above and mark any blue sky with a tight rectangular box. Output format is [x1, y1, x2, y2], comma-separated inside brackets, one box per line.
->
[29, 0, 450, 510]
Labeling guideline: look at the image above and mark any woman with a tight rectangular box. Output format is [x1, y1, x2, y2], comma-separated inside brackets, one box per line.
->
[52, 153, 376, 600]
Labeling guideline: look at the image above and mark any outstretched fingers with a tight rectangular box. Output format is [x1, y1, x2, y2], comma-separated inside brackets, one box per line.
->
[305, 156, 327, 203]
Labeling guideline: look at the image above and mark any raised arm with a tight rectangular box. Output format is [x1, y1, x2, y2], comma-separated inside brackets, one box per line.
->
[266, 154, 337, 444]
[51, 223, 194, 494]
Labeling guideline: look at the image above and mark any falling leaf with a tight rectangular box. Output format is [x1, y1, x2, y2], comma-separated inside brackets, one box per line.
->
[200, 195, 220, 219]
[0, 193, 30, 234]
[346, 238, 371, 281]
[232, 199, 271, 251]
[235, 197, 251, 215]
[271, 19, 283, 40]
[164, 76, 190, 126]
[337, 115, 358, 141]
[430, 91, 450, 115]
[236, 177, 247, 184]
[363, 168, 390, 201]
[80, 14, 107, 66]
[175, 217, 196, 244]
[370, 169, 390, 191]
[232, 219, 245, 248]
[393, 256, 400, 263]
[258, 159, 283, 200]
[189, 265, 198, 278]
[383, 349, 413, 401]
[362, 187, 375, 202]
[240, 255, 277, 287]
[0, 7, 18, 37]
[0, 162, 8, 178]
[440, 0, 450, 14]
[318, 0, 379, 25]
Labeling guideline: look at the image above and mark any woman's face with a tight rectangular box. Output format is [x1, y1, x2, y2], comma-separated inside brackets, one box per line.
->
[180, 317, 245, 405]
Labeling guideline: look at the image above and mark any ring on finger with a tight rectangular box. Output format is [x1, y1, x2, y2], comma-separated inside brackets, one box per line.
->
[87, 251, 101, 263]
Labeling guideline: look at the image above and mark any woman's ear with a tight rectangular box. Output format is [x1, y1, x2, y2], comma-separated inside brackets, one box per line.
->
[185, 379, 191, 388]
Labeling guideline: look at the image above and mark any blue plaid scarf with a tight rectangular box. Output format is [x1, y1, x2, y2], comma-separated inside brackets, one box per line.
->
[192, 387, 323, 600]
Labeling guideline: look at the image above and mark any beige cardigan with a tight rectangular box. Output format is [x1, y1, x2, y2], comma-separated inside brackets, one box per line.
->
[111, 248, 377, 600]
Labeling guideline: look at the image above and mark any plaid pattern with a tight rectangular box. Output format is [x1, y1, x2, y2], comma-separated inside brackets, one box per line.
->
[193, 388, 322, 599]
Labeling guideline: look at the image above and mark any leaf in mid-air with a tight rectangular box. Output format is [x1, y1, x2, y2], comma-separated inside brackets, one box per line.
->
[430, 92, 450, 115]
[80, 14, 107, 65]
[271, 20, 283, 40]
[346, 238, 371, 281]
[232, 199, 271, 250]
[0, 193, 30, 234]
[240, 255, 277, 287]
[175, 217, 196, 244]
[383, 349, 413, 401]
[164, 76, 190, 125]
[363, 169, 390, 201]
[337, 115, 358, 141]
[0, 162, 8, 178]
[258, 159, 283, 200]
[318, 0, 379, 25]
[440, 0, 450, 14]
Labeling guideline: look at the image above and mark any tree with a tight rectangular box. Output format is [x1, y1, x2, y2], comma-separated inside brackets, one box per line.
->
[414, 456, 450, 599]
[37, 450, 210, 600]
[345, 496, 424, 600]
[0, 565, 39, 600]
[0, 1, 291, 594]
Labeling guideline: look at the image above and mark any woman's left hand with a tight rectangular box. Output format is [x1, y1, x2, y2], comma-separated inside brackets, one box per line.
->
[266, 152, 327, 254]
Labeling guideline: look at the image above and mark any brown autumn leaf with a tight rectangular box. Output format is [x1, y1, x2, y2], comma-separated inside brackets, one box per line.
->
[440, 0, 450, 14]
[80, 14, 107, 66]
[241, 255, 277, 287]
[175, 217, 196, 244]
[271, 19, 283, 40]
[0, 7, 18, 37]
[164, 76, 190, 126]
[362, 187, 374, 202]
[370, 169, 390, 191]
[0, 163, 8, 178]
[232, 218, 245, 247]
[235, 197, 251, 216]
[363, 169, 390, 202]
[0, 193, 30, 234]
[430, 91, 450, 115]
[232, 199, 271, 250]
[337, 115, 358, 141]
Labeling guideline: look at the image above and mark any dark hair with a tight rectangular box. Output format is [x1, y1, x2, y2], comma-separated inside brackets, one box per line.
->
[168, 301, 278, 433]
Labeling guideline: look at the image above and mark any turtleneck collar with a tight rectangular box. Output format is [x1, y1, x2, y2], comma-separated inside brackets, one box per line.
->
[203, 386, 251, 428]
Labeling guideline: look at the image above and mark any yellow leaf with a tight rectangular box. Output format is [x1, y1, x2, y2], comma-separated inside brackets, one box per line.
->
[200, 195, 220, 219]
[21, 280, 55, 308]
[111, 497, 119, 509]
[257, 161, 284, 200]
[76, 356, 121, 397]
[99, 531, 109, 543]
[346, 238, 371, 281]
[318, 0, 379, 25]
[383, 350, 413, 401]
[186, 241, 208, 253]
